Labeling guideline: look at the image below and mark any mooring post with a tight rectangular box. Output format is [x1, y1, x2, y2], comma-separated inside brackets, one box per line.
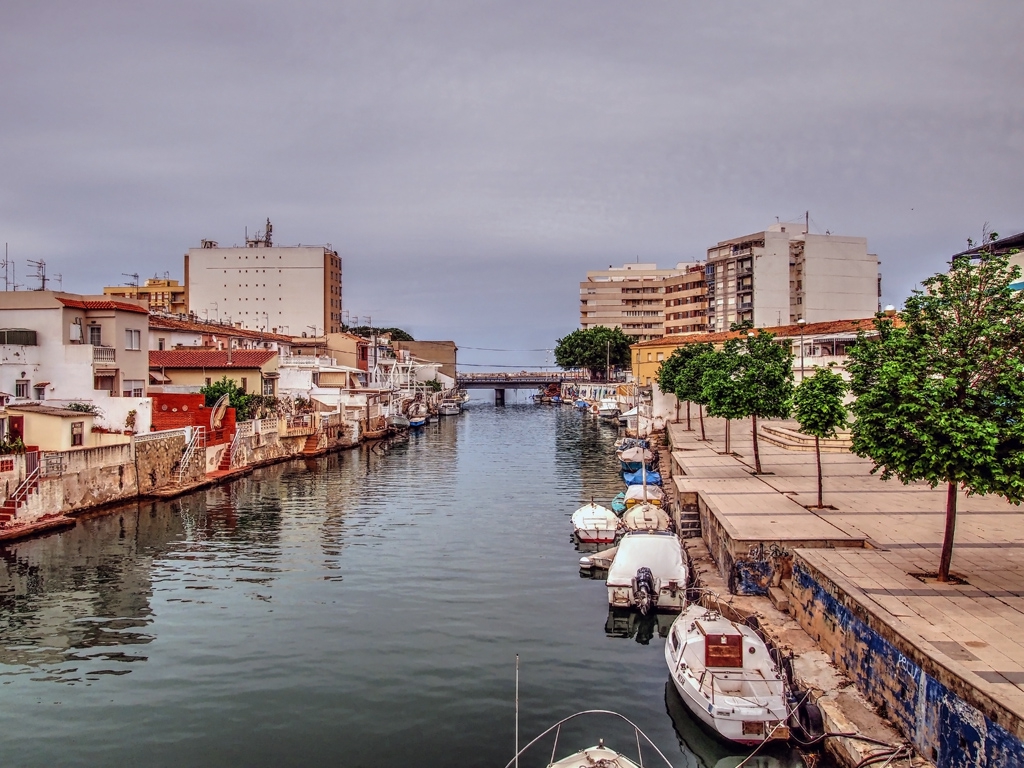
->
[495, 388, 505, 406]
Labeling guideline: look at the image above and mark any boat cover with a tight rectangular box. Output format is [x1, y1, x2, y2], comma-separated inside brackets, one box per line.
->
[623, 469, 662, 486]
[607, 533, 686, 587]
[571, 503, 619, 531]
[621, 503, 672, 532]
[624, 484, 664, 504]
[619, 447, 654, 464]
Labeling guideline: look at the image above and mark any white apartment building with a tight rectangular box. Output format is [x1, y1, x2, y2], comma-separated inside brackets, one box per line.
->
[185, 240, 343, 336]
[705, 223, 880, 332]
[0, 292, 153, 432]
[579, 263, 697, 341]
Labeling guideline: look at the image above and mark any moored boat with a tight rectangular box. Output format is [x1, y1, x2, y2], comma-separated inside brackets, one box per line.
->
[386, 413, 410, 429]
[620, 502, 672, 532]
[618, 446, 654, 473]
[598, 397, 620, 419]
[665, 604, 789, 746]
[571, 502, 620, 544]
[504, 710, 675, 768]
[624, 468, 662, 486]
[408, 402, 428, 428]
[611, 491, 628, 516]
[624, 483, 664, 507]
[438, 398, 461, 416]
[606, 531, 687, 613]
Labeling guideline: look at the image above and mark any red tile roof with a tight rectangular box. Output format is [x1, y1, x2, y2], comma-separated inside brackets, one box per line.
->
[149, 349, 278, 369]
[631, 317, 885, 348]
[57, 297, 150, 315]
[148, 314, 293, 342]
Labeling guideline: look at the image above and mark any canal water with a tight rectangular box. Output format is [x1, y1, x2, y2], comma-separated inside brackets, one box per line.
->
[0, 401, 807, 768]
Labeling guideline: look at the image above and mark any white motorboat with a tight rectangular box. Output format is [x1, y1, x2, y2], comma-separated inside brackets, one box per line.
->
[665, 604, 789, 746]
[598, 397, 620, 418]
[438, 398, 461, 416]
[606, 531, 687, 614]
[504, 710, 674, 768]
[571, 502, 620, 544]
[620, 503, 672, 532]
[408, 402, 428, 428]
[624, 483, 664, 507]
[386, 413, 410, 429]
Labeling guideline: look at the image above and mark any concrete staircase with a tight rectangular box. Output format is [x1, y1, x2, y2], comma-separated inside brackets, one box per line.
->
[217, 448, 233, 472]
[759, 424, 853, 453]
[0, 468, 40, 525]
[677, 506, 702, 538]
[301, 434, 320, 457]
[769, 577, 793, 613]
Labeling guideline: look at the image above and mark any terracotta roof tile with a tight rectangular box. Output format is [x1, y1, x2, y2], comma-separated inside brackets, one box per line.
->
[148, 314, 293, 342]
[57, 297, 150, 315]
[149, 349, 278, 368]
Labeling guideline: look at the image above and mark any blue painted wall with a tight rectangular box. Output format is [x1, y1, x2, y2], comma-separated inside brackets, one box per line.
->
[793, 562, 1024, 768]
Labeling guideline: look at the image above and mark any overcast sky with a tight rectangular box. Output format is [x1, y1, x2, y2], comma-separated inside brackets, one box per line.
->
[3, 1, 1022, 368]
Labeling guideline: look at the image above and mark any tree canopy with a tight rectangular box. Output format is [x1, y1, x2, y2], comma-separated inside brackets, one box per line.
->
[554, 326, 635, 379]
[200, 376, 277, 422]
[792, 366, 848, 508]
[847, 247, 1024, 581]
[346, 326, 414, 341]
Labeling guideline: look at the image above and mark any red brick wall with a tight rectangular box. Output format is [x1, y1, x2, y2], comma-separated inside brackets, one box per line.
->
[151, 393, 236, 445]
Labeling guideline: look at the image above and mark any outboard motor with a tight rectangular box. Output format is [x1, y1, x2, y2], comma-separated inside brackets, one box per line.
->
[633, 566, 656, 616]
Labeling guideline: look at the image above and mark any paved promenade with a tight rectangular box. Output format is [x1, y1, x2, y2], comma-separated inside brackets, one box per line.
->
[667, 415, 1024, 742]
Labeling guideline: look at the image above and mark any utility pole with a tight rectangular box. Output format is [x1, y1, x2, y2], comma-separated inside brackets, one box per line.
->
[606, 340, 610, 382]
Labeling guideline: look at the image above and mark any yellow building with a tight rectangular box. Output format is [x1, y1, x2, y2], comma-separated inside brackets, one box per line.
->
[104, 278, 187, 315]
[148, 349, 279, 396]
[7, 403, 98, 451]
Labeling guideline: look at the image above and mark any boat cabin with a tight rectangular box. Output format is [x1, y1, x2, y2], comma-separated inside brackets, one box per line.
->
[696, 619, 744, 668]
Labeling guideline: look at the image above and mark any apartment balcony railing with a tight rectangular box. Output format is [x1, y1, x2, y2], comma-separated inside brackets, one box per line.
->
[92, 346, 116, 363]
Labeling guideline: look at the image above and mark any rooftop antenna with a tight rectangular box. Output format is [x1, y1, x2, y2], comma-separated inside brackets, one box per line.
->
[123, 272, 140, 298]
[805, 210, 809, 234]
[265, 218, 272, 247]
[54, 273, 63, 290]
[27, 258, 47, 291]
[1, 244, 9, 291]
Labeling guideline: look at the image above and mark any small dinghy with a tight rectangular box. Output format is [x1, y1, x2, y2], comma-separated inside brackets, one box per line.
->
[624, 483, 664, 507]
[606, 531, 687, 613]
[621, 502, 672, 532]
[619, 446, 654, 473]
[504, 710, 675, 768]
[571, 502, 620, 544]
[665, 604, 789, 746]
[611, 492, 628, 516]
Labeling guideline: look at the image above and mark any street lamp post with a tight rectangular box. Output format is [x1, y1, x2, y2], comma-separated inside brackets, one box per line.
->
[796, 318, 806, 382]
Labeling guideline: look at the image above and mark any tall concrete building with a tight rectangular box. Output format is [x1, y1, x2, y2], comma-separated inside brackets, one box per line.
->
[705, 223, 879, 332]
[185, 236, 343, 336]
[663, 264, 708, 336]
[579, 262, 697, 341]
[104, 277, 187, 315]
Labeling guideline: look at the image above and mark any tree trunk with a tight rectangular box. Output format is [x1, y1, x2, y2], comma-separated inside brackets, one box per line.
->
[686, 401, 692, 431]
[698, 405, 706, 441]
[938, 481, 958, 582]
[815, 435, 823, 508]
[751, 414, 761, 474]
[725, 419, 731, 454]
[675, 398, 679, 424]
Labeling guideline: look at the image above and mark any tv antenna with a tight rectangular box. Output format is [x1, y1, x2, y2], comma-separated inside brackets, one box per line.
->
[1, 244, 10, 291]
[123, 272, 140, 298]
[27, 259, 47, 291]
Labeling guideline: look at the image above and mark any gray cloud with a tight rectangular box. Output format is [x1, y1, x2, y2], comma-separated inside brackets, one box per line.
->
[2, 1, 1022, 366]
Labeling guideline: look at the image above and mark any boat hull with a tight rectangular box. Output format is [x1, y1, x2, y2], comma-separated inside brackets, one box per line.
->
[409, 418, 427, 428]
[575, 528, 618, 544]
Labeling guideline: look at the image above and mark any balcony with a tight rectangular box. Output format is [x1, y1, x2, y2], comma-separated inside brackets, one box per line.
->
[92, 346, 116, 363]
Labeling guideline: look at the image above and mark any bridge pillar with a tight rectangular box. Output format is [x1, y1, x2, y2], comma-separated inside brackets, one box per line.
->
[494, 388, 505, 406]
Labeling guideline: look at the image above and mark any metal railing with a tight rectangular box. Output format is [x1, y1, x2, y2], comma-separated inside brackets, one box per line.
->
[134, 428, 188, 444]
[8, 466, 40, 507]
[177, 426, 206, 484]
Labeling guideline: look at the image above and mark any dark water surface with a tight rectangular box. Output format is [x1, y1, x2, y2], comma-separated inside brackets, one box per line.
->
[0, 403, 805, 767]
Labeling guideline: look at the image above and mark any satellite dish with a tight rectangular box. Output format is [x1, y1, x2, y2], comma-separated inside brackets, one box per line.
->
[210, 393, 230, 430]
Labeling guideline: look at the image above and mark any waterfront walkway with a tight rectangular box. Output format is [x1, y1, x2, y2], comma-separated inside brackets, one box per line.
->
[669, 416, 1024, 760]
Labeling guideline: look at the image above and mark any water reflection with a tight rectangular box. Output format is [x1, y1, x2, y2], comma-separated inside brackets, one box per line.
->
[605, 608, 674, 644]
[0, 504, 183, 681]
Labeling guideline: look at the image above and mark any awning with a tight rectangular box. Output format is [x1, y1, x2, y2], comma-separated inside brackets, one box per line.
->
[94, 369, 117, 376]
[149, 371, 172, 383]
[262, 372, 280, 379]
[33, 381, 50, 388]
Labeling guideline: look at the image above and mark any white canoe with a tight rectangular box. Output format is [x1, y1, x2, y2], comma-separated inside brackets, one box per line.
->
[665, 604, 789, 745]
[571, 503, 620, 544]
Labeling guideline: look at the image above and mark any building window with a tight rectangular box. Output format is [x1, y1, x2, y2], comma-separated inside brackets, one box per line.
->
[33, 384, 46, 401]
[205, 377, 211, 387]
[88, 325, 102, 345]
[240, 377, 248, 393]
[125, 329, 141, 350]
[157, 337, 166, 351]
[94, 375, 115, 394]
[122, 380, 144, 398]
[263, 378, 274, 396]
[656, 352, 664, 361]
[15, 380, 28, 399]
[71, 421, 84, 447]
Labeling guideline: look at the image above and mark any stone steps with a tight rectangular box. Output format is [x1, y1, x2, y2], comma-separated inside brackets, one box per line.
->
[759, 424, 853, 453]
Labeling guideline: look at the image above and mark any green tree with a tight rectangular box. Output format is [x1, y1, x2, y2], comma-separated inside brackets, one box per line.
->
[554, 326, 635, 380]
[200, 376, 257, 421]
[703, 331, 794, 472]
[346, 326, 414, 341]
[792, 366, 848, 508]
[656, 346, 690, 426]
[847, 247, 1024, 582]
[674, 343, 716, 439]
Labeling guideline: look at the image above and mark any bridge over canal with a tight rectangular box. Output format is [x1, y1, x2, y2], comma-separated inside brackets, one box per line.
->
[455, 372, 589, 405]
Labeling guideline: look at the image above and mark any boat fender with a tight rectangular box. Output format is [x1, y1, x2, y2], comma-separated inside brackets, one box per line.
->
[789, 698, 825, 742]
[579, 556, 592, 569]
